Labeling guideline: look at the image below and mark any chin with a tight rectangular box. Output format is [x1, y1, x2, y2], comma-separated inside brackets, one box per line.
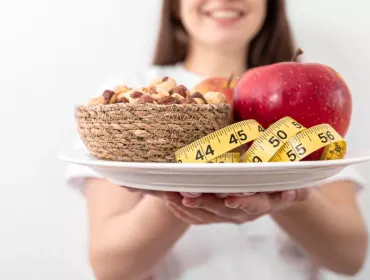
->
[206, 37, 246, 51]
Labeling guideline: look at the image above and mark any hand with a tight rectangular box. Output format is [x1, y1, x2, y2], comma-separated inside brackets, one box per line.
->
[162, 189, 310, 225]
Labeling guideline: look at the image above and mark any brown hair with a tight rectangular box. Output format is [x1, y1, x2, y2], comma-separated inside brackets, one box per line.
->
[152, 0, 296, 69]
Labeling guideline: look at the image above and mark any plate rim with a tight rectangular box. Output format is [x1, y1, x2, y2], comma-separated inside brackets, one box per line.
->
[59, 147, 370, 170]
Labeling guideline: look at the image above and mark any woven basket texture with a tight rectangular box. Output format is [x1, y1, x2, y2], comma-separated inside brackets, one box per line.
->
[75, 103, 231, 162]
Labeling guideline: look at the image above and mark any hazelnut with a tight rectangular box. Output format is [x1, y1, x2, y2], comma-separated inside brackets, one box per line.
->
[179, 98, 197, 104]
[204, 91, 227, 104]
[191, 92, 207, 103]
[157, 96, 177, 105]
[117, 97, 129, 103]
[138, 95, 154, 104]
[171, 85, 187, 98]
[130, 91, 144, 98]
[103, 90, 115, 103]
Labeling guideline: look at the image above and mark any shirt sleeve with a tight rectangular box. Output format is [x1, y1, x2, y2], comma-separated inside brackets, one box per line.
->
[317, 165, 367, 192]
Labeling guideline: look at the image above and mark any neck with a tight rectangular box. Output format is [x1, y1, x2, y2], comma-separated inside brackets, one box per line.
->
[183, 40, 248, 78]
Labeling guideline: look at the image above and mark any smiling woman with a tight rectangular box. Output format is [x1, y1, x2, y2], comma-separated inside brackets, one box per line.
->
[153, 0, 295, 72]
[65, 1, 368, 280]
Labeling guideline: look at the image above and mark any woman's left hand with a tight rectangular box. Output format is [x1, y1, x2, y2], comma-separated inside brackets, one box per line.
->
[163, 189, 310, 225]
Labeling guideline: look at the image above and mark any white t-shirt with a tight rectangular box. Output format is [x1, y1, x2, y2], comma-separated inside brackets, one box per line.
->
[65, 62, 366, 280]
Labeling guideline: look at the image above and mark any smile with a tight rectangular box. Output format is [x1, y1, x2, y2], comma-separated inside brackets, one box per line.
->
[204, 9, 245, 21]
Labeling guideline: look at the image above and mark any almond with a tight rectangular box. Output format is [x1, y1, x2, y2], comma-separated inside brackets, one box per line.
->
[130, 91, 144, 98]
[138, 95, 154, 104]
[157, 96, 177, 105]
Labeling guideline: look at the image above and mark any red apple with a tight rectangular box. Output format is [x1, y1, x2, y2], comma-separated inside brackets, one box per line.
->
[233, 49, 352, 161]
[193, 75, 238, 104]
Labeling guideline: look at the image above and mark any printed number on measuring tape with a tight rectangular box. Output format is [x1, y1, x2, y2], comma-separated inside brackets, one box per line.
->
[175, 117, 347, 163]
[175, 120, 265, 163]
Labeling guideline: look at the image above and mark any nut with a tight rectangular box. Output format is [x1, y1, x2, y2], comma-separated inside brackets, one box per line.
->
[88, 96, 105, 105]
[149, 87, 158, 95]
[171, 93, 185, 101]
[179, 98, 197, 104]
[103, 90, 115, 104]
[114, 85, 130, 94]
[156, 77, 177, 92]
[191, 92, 207, 103]
[194, 98, 206, 104]
[157, 96, 177, 105]
[204, 91, 227, 104]
[130, 91, 144, 98]
[171, 85, 188, 98]
[149, 78, 163, 86]
[137, 95, 154, 104]
[117, 97, 129, 103]
[151, 88, 170, 100]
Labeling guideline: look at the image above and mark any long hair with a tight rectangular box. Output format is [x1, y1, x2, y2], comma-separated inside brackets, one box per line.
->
[152, 0, 296, 69]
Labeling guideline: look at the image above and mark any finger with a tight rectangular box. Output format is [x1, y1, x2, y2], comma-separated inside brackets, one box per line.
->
[167, 201, 229, 223]
[225, 193, 272, 215]
[166, 202, 202, 224]
[184, 194, 246, 221]
[164, 192, 184, 204]
[228, 192, 257, 197]
[215, 193, 228, 198]
[295, 188, 310, 201]
[180, 192, 202, 198]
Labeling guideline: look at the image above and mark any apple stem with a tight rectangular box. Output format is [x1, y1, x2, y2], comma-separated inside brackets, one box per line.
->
[291, 48, 304, 62]
[227, 73, 234, 88]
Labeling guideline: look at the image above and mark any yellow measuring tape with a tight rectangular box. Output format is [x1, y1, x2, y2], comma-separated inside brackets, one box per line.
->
[175, 117, 347, 163]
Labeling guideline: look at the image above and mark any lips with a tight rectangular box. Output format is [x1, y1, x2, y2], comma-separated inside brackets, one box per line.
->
[205, 9, 245, 20]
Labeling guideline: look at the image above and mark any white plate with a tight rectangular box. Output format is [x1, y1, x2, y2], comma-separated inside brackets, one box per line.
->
[59, 148, 370, 193]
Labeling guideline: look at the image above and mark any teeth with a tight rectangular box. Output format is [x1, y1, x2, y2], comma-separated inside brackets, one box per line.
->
[209, 10, 241, 19]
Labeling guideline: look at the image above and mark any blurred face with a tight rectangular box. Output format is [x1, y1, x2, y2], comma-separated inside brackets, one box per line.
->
[179, 0, 267, 50]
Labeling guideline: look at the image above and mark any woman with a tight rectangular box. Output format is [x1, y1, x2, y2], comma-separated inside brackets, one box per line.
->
[66, 0, 368, 279]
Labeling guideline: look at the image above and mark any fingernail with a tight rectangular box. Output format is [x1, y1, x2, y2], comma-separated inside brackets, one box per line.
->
[189, 192, 201, 197]
[283, 190, 296, 202]
[184, 201, 199, 207]
[243, 192, 256, 196]
[225, 201, 240, 208]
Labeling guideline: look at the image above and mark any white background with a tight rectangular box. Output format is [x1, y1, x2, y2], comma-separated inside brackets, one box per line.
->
[0, 0, 369, 279]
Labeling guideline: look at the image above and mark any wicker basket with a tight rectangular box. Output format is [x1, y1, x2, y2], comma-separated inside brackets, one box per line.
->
[75, 103, 231, 162]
